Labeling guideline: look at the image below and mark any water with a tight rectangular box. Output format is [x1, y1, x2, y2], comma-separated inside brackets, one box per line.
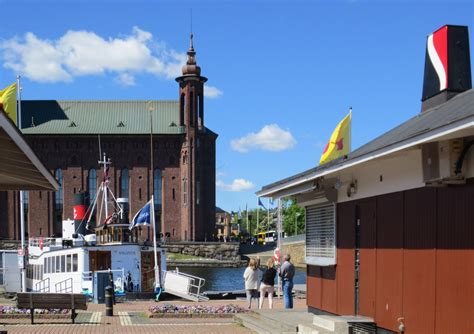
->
[168, 266, 306, 292]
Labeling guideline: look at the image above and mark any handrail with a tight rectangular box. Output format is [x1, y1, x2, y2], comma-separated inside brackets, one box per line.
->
[35, 277, 50, 292]
[164, 269, 208, 300]
[55, 277, 73, 293]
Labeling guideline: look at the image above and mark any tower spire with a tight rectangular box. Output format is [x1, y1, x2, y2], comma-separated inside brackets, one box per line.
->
[182, 32, 201, 76]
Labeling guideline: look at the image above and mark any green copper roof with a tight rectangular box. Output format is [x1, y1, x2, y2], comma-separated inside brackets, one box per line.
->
[20, 100, 185, 135]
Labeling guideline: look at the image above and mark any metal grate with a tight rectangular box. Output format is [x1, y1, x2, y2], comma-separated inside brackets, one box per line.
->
[305, 202, 336, 265]
[349, 322, 377, 334]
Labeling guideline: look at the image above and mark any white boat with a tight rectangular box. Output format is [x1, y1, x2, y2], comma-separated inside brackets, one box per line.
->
[25, 153, 167, 298]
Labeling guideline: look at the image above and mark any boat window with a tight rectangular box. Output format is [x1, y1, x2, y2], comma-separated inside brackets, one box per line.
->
[61, 256, 66, 272]
[40, 265, 43, 281]
[56, 256, 60, 273]
[44, 258, 48, 274]
[73, 254, 78, 272]
[51, 257, 54, 274]
[66, 254, 72, 272]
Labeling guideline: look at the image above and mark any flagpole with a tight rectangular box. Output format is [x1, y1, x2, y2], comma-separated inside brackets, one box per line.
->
[151, 195, 160, 290]
[246, 204, 249, 235]
[256, 198, 259, 236]
[267, 198, 270, 232]
[349, 106, 352, 152]
[17, 75, 26, 293]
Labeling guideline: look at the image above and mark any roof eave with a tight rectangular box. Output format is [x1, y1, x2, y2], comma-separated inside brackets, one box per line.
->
[257, 117, 474, 198]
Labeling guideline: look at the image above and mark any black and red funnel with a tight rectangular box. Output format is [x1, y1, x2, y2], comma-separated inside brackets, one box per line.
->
[422, 25, 471, 110]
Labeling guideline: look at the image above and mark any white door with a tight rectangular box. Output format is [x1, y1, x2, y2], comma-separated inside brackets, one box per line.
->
[3, 252, 21, 292]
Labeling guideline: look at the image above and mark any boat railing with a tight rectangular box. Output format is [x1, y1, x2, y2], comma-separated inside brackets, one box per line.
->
[55, 277, 73, 293]
[163, 269, 209, 301]
[29, 237, 59, 248]
[34, 277, 50, 292]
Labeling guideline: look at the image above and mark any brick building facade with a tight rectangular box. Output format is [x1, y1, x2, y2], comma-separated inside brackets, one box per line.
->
[0, 35, 217, 242]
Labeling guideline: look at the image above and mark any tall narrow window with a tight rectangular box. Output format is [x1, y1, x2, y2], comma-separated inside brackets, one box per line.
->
[180, 93, 185, 126]
[196, 181, 200, 205]
[154, 169, 162, 207]
[54, 169, 63, 235]
[190, 92, 194, 126]
[182, 178, 187, 205]
[120, 169, 129, 198]
[88, 169, 97, 201]
[198, 94, 203, 127]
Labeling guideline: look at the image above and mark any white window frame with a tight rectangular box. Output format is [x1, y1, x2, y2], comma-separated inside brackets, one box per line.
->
[305, 202, 337, 266]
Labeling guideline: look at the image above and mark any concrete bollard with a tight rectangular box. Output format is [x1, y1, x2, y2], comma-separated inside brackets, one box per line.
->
[105, 285, 114, 316]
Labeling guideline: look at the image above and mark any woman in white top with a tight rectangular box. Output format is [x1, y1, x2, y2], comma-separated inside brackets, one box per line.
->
[243, 257, 260, 309]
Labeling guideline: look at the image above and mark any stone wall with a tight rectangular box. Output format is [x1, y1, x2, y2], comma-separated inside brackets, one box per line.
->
[281, 241, 305, 268]
[163, 242, 240, 261]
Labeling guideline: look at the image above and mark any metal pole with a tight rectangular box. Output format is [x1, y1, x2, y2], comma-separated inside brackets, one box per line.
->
[277, 198, 282, 298]
[151, 195, 160, 290]
[17, 75, 26, 293]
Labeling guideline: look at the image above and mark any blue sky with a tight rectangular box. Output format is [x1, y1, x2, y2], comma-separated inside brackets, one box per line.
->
[0, 0, 472, 212]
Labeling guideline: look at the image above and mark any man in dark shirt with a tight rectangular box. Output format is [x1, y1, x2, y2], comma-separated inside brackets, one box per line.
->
[279, 254, 295, 309]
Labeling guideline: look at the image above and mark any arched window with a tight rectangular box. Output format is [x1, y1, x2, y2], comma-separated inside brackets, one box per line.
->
[120, 169, 129, 198]
[180, 93, 185, 126]
[154, 169, 162, 207]
[88, 169, 97, 202]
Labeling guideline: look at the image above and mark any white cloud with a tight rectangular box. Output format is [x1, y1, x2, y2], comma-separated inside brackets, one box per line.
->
[204, 85, 223, 99]
[115, 73, 135, 86]
[0, 27, 215, 87]
[216, 179, 254, 192]
[231, 124, 297, 153]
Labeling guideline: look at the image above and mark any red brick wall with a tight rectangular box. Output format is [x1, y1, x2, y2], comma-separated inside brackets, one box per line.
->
[1, 133, 216, 242]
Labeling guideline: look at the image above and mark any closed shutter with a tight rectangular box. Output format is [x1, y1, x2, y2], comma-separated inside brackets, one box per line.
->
[305, 202, 336, 266]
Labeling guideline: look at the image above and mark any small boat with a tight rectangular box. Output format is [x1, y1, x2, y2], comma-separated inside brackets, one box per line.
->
[25, 153, 166, 301]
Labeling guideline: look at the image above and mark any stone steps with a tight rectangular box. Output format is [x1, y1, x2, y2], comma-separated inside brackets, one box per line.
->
[234, 309, 314, 334]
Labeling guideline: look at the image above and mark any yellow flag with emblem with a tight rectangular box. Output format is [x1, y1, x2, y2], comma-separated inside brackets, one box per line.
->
[319, 111, 352, 165]
[0, 83, 17, 125]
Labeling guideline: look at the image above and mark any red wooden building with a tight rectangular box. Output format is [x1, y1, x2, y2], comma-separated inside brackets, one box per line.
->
[258, 25, 473, 333]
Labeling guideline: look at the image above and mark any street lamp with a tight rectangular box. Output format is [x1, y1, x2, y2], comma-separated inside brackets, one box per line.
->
[295, 212, 301, 236]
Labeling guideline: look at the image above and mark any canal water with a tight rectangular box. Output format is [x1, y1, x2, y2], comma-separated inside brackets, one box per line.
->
[169, 266, 307, 292]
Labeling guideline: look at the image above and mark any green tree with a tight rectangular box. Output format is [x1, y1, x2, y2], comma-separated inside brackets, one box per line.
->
[282, 199, 305, 236]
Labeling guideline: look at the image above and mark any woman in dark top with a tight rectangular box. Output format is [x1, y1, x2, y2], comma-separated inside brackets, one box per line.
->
[259, 258, 277, 309]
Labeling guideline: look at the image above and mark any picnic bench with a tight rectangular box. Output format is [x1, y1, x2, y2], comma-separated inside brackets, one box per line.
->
[17, 292, 87, 324]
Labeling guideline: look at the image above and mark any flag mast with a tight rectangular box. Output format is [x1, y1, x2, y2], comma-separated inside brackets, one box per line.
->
[148, 102, 160, 291]
[17, 75, 26, 293]
[256, 198, 259, 235]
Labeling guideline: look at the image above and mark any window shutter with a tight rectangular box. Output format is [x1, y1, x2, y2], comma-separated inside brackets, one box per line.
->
[305, 202, 336, 266]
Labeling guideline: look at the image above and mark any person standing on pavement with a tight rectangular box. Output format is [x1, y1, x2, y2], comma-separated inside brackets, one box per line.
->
[259, 258, 277, 309]
[279, 254, 295, 309]
[243, 257, 260, 309]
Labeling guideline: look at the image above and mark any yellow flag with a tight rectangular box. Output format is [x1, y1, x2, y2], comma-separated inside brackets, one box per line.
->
[0, 83, 17, 125]
[319, 111, 352, 165]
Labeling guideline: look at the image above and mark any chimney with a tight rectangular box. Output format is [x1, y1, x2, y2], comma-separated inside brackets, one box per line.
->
[421, 25, 471, 112]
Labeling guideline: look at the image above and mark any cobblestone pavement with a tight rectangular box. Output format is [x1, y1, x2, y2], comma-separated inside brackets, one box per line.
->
[0, 298, 306, 333]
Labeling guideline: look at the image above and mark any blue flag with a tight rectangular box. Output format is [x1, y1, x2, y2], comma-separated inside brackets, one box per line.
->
[129, 199, 153, 230]
[258, 198, 267, 210]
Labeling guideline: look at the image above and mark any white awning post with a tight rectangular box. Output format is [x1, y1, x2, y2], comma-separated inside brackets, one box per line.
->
[17, 75, 26, 293]
[277, 198, 282, 299]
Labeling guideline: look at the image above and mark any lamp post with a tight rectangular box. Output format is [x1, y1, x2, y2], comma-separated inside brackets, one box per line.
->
[295, 212, 301, 236]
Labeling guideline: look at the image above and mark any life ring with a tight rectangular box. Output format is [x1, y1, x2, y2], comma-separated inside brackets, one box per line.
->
[273, 247, 280, 264]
